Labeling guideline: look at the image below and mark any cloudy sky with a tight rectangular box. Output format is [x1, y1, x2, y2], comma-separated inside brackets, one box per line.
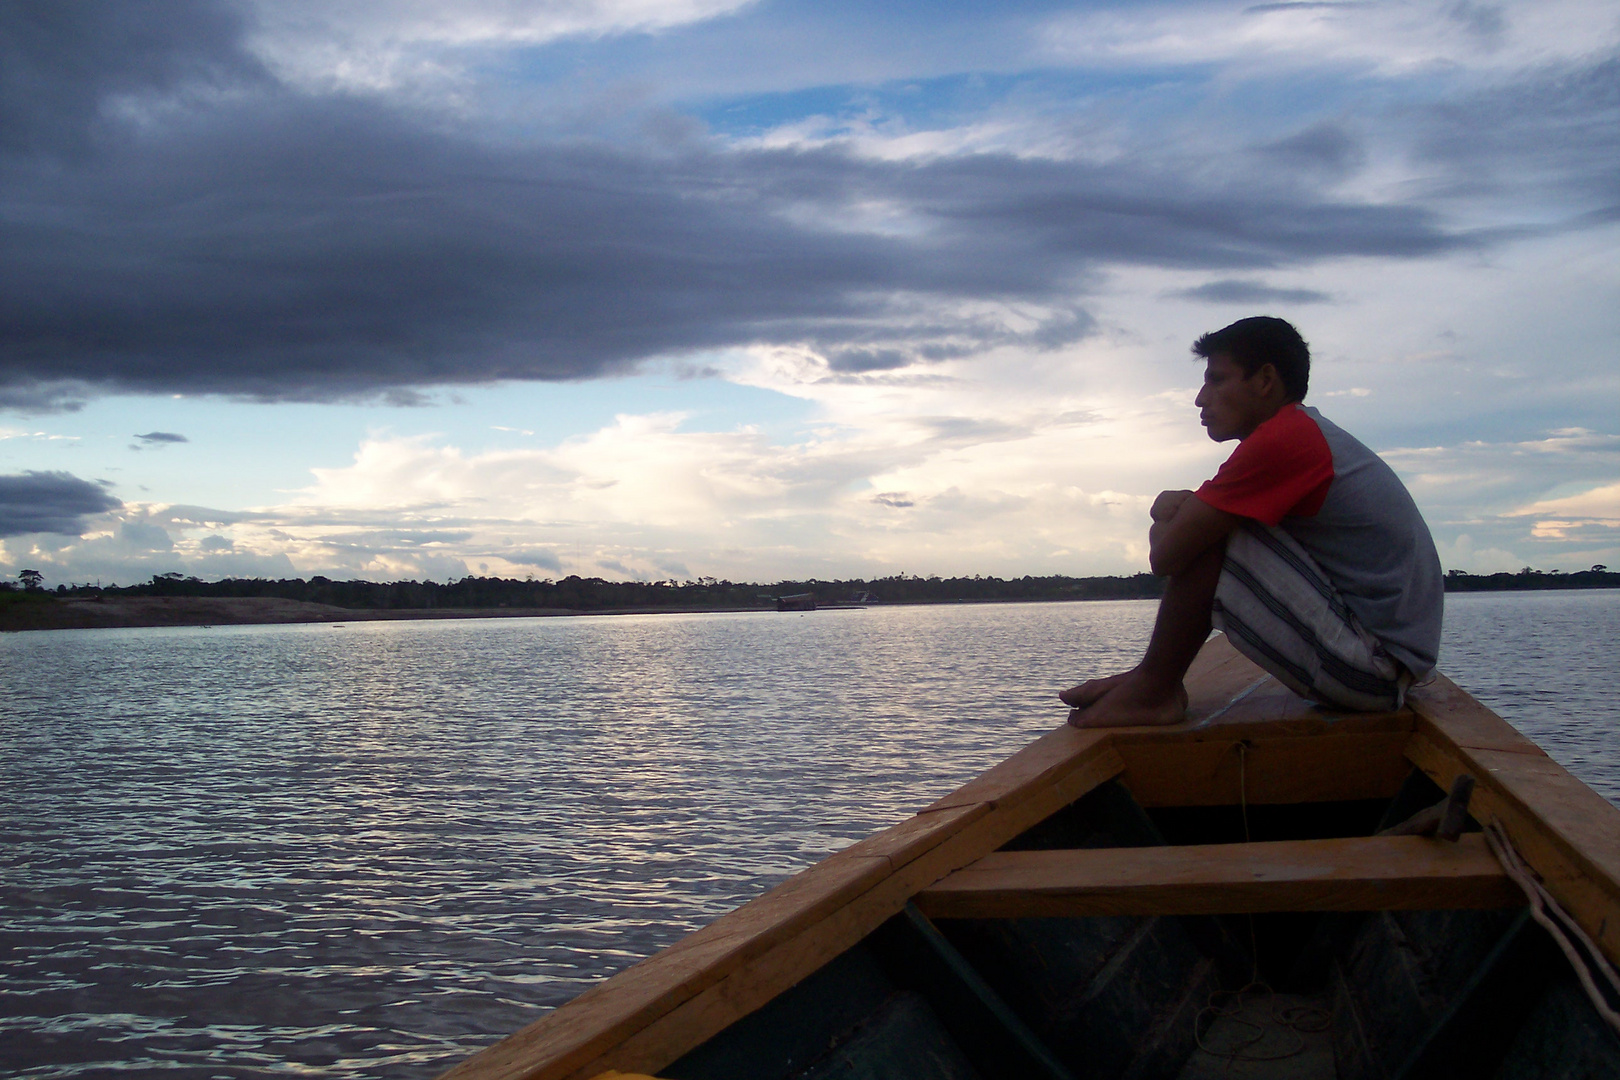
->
[2, 0, 1616, 587]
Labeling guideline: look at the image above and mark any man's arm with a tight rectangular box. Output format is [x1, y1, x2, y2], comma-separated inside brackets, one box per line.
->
[1148, 491, 1242, 577]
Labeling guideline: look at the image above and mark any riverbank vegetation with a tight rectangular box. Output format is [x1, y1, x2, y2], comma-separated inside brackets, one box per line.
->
[6, 565, 1617, 615]
[12, 571, 1168, 612]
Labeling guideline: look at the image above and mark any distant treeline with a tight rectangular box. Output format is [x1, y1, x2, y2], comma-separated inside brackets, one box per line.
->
[1443, 567, 1617, 591]
[41, 571, 1167, 610]
[12, 564, 1616, 609]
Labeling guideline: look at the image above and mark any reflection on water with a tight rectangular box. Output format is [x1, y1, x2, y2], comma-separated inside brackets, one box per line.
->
[2, 593, 1616, 1077]
[1441, 590, 1620, 804]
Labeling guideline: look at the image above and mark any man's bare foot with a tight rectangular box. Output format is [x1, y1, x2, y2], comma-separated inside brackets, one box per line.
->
[1058, 670, 1131, 709]
[1066, 676, 1190, 729]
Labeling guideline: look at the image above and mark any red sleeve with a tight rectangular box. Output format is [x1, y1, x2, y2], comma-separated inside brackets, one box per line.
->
[1194, 404, 1333, 526]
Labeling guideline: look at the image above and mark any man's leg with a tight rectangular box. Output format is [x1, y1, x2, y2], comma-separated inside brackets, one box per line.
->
[1060, 539, 1225, 727]
[1212, 524, 1409, 712]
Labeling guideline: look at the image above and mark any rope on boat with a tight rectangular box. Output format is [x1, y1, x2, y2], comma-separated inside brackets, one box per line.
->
[1190, 740, 1332, 1074]
[1483, 820, 1620, 1036]
[1194, 982, 1331, 1072]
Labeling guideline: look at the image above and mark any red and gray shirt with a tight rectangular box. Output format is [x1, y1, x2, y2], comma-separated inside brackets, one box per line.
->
[1194, 403, 1443, 677]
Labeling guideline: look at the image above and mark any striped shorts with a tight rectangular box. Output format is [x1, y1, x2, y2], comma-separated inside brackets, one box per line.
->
[1211, 523, 1412, 712]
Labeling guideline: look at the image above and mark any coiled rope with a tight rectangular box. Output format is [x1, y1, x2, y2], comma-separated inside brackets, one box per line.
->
[1194, 983, 1331, 1071]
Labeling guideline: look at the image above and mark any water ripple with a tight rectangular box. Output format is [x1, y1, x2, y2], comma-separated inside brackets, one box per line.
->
[2, 595, 1615, 1077]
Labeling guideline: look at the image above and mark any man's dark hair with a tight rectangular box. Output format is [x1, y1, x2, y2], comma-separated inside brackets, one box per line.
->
[1192, 316, 1310, 402]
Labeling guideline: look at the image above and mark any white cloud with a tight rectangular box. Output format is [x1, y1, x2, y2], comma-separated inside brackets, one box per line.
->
[729, 109, 1112, 166]
[1509, 480, 1620, 539]
[183, 334, 1228, 582]
[0, 428, 79, 442]
[1515, 479, 1620, 518]
[248, 0, 757, 93]
[1378, 432, 1620, 568]
[1040, 0, 1619, 77]
[52, 351, 1171, 581]
[1435, 533, 1523, 574]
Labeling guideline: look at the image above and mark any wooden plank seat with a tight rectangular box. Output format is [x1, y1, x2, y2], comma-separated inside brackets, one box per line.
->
[915, 834, 1524, 919]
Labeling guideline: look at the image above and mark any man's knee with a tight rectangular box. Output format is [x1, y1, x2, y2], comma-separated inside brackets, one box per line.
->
[1211, 524, 1406, 711]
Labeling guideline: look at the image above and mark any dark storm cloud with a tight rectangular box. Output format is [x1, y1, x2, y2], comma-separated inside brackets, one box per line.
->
[0, 3, 1494, 407]
[0, 471, 122, 537]
[1170, 279, 1332, 304]
[827, 348, 912, 373]
[0, 115, 1462, 404]
[0, 0, 263, 156]
[1256, 121, 1366, 179]
[1445, 2, 1507, 47]
[1414, 52, 1620, 209]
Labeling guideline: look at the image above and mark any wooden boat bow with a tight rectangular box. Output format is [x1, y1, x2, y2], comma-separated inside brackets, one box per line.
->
[439, 634, 1620, 1080]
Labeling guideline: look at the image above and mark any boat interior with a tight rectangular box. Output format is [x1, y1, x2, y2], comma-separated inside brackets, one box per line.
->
[662, 772, 1610, 1080]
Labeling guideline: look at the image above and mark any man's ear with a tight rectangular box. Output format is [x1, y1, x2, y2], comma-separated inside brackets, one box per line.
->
[1253, 362, 1283, 398]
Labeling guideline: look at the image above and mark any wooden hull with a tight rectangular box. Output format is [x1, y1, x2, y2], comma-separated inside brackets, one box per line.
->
[440, 635, 1620, 1080]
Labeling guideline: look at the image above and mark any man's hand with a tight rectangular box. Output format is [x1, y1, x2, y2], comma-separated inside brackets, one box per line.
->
[1150, 489, 1196, 523]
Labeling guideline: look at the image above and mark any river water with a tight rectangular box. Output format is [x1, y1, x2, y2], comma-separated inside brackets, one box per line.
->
[2, 591, 1616, 1077]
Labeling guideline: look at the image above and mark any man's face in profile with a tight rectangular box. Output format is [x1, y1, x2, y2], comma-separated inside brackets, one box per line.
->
[1195, 352, 1277, 442]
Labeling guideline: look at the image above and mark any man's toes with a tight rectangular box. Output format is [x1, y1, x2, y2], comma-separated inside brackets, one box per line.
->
[1059, 673, 1124, 708]
[1066, 682, 1189, 729]
[1059, 683, 1104, 708]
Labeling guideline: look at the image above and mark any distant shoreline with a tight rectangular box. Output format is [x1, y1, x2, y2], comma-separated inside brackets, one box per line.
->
[0, 593, 1139, 633]
[3, 580, 1617, 633]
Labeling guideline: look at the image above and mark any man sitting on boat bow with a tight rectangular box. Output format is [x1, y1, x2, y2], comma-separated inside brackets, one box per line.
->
[1063, 316, 1443, 726]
